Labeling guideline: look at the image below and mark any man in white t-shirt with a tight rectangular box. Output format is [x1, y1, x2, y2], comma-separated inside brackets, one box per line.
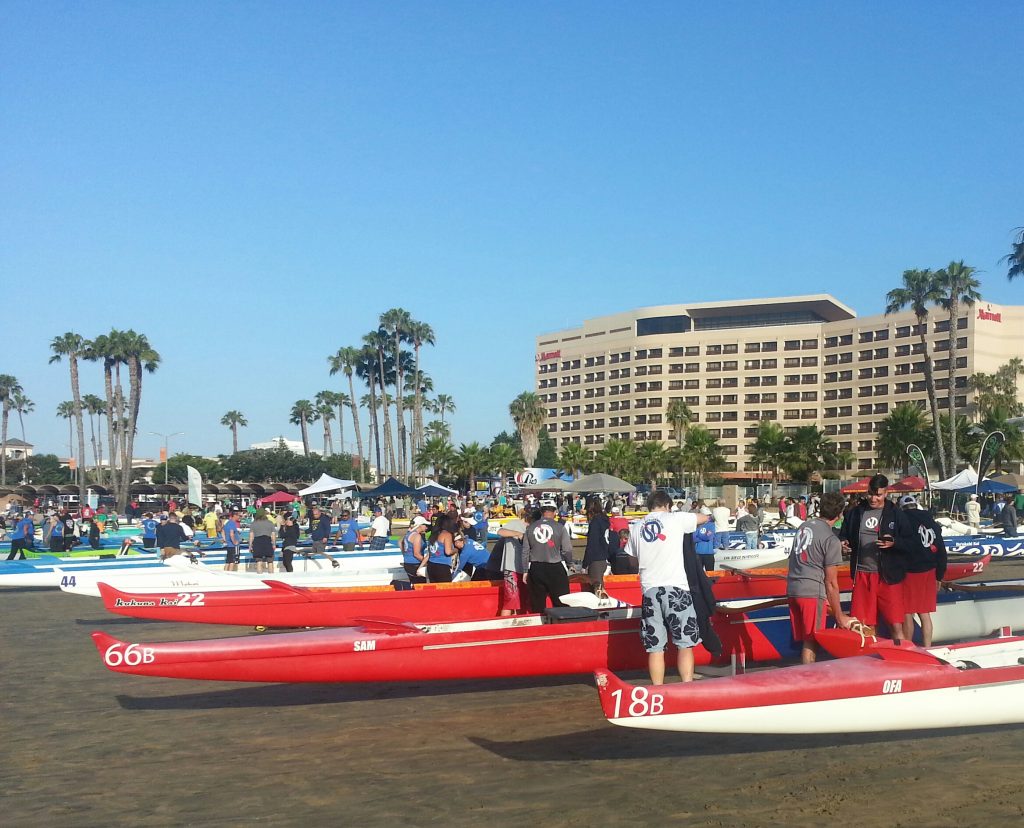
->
[625, 491, 709, 684]
[369, 507, 391, 550]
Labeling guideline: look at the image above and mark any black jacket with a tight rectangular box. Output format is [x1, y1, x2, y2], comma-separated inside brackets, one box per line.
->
[683, 533, 722, 658]
[582, 513, 613, 566]
[900, 508, 948, 580]
[838, 500, 913, 584]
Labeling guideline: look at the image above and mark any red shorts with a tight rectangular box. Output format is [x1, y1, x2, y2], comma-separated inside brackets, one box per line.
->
[788, 597, 827, 642]
[851, 571, 904, 626]
[903, 570, 937, 614]
[498, 573, 530, 612]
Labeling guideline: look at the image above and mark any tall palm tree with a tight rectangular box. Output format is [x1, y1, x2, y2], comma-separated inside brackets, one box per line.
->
[12, 391, 33, 446]
[456, 442, 491, 495]
[435, 393, 455, 425]
[414, 436, 455, 481]
[876, 402, 933, 476]
[381, 308, 413, 477]
[315, 391, 337, 456]
[509, 391, 546, 466]
[937, 261, 981, 470]
[334, 391, 351, 458]
[409, 320, 435, 469]
[83, 393, 106, 481]
[49, 332, 89, 502]
[665, 399, 693, 486]
[220, 410, 248, 454]
[749, 419, 789, 497]
[117, 330, 160, 508]
[424, 419, 451, 442]
[0, 375, 23, 485]
[328, 346, 367, 476]
[364, 331, 397, 477]
[360, 392, 381, 477]
[1002, 227, 1024, 282]
[289, 400, 316, 457]
[56, 400, 76, 483]
[86, 331, 125, 480]
[885, 269, 947, 477]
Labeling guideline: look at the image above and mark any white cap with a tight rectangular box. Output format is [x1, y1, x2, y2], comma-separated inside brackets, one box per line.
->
[411, 516, 429, 528]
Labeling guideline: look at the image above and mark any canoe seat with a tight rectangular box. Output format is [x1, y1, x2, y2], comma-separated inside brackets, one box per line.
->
[545, 606, 598, 623]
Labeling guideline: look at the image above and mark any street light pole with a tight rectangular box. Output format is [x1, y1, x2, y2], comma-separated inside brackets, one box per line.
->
[149, 431, 184, 484]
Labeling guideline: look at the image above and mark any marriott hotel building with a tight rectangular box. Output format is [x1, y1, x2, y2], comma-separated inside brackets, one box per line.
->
[535, 295, 1023, 478]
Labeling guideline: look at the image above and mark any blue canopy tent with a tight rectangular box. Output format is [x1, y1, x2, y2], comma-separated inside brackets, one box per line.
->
[417, 481, 458, 498]
[956, 478, 1017, 494]
[359, 477, 420, 498]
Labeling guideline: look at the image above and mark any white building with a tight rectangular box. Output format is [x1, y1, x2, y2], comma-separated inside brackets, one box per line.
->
[250, 436, 305, 455]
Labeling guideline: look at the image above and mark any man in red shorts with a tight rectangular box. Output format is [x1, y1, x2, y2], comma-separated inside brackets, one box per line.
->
[787, 492, 853, 663]
[899, 495, 947, 646]
[838, 474, 911, 640]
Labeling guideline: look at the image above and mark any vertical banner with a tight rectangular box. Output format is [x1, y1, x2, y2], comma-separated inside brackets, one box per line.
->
[906, 444, 930, 505]
[976, 431, 1006, 494]
[186, 465, 203, 507]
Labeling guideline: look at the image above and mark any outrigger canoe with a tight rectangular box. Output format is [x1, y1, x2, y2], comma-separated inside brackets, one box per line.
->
[594, 632, 1024, 734]
[93, 555, 988, 628]
[92, 573, 1016, 685]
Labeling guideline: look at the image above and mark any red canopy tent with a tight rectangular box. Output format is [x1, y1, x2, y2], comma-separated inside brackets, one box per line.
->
[889, 475, 927, 492]
[257, 491, 299, 505]
[839, 476, 874, 494]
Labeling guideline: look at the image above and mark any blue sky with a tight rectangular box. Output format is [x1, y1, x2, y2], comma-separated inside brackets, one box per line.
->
[3, 2, 1021, 460]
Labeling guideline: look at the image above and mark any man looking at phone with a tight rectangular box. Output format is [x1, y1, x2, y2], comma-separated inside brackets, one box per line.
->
[838, 474, 911, 640]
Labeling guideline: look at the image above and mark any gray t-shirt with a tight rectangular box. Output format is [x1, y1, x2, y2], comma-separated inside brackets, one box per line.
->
[787, 518, 843, 599]
[250, 518, 276, 538]
[856, 508, 883, 573]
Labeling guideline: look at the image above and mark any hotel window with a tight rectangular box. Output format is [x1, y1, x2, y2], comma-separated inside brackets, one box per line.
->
[801, 339, 818, 349]
[761, 393, 777, 403]
[761, 359, 777, 369]
[745, 359, 761, 370]
[745, 342, 761, 353]
[685, 346, 699, 356]
[784, 340, 800, 351]
[762, 341, 778, 352]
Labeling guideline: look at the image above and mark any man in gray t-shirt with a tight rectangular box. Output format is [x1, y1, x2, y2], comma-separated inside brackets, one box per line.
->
[787, 492, 852, 663]
[855, 508, 883, 572]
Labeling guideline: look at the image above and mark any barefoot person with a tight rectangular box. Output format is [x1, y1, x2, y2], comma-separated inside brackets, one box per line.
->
[626, 490, 708, 684]
[787, 492, 853, 663]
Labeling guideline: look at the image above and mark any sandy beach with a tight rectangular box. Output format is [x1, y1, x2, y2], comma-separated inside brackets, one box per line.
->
[5, 559, 1024, 826]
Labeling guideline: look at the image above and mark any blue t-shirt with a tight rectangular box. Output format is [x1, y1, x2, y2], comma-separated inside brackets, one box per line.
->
[474, 512, 488, 536]
[694, 521, 717, 555]
[12, 517, 34, 541]
[311, 514, 333, 541]
[51, 521, 63, 539]
[454, 538, 489, 574]
[224, 519, 241, 546]
[335, 519, 358, 544]
[142, 518, 158, 538]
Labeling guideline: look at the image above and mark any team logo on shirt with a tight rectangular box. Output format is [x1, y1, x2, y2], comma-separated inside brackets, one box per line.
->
[792, 526, 813, 563]
[918, 524, 937, 551]
[533, 523, 555, 548]
[864, 516, 879, 531]
[641, 519, 666, 543]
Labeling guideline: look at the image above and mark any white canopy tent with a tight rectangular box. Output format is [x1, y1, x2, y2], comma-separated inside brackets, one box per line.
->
[932, 466, 977, 491]
[298, 473, 357, 497]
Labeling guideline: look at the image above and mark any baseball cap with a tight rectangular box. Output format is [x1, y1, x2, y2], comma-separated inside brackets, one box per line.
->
[373, 506, 383, 514]
[411, 515, 429, 528]
[899, 495, 918, 508]
[611, 506, 621, 514]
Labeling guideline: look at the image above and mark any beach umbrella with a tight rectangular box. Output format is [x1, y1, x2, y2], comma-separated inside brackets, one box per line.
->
[566, 473, 636, 494]
[839, 476, 874, 494]
[889, 475, 928, 492]
[257, 491, 298, 505]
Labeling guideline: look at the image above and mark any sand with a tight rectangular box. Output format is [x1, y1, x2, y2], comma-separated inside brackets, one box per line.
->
[4, 559, 1024, 826]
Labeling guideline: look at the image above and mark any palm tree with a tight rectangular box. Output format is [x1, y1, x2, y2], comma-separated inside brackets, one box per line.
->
[558, 441, 591, 480]
[782, 426, 837, 482]
[56, 400, 76, 483]
[86, 332, 122, 475]
[381, 308, 413, 477]
[749, 419, 789, 497]
[1002, 227, 1024, 282]
[12, 391, 33, 446]
[963, 404, 1024, 474]
[490, 442, 524, 490]
[117, 330, 160, 509]
[329, 346, 368, 475]
[938, 413, 973, 468]
[886, 268, 947, 478]
[435, 393, 456, 425]
[83, 393, 106, 481]
[509, 391, 546, 466]
[414, 436, 455, 481]
[365, 330, 397, 477]
[49, 332, 89, 502]
[220, 410, 248, 454]
[0, 375, 23, 485]
[315, 391, 337, 456]
[333, 391, 351, 458]
[456, 441, 491, 495]
[409, 320, 435, 468]
[876, 402, 934, 476]
[356, 345, 384, 480]
[937, 261, 982, 470]
[289, 400, 316, 456]
[594, 438, 635, 478]
[424, 419, 451, 442]
[681, 426, 726, 495]
[634, 441, 668, 489]
[666, 399, 693, 486]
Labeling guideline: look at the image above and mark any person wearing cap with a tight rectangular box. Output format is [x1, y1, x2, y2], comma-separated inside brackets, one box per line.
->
[965, 494, 981, 531]
[223, 509, 243, 571]
[249, 509, 277, 574]
[425, 513, 462, 582]
[156, 513, 188, 560]
[333, 509, 360, 551]
[401, 516, 431, 581]
[279, 513, 302, 572]
[522, 502, 575, 611]
[899, 494, 947, 646]
[369, 507, 391, 551]
[7, 510, 36, 560]
[838, 473, 913, 641]
[308, 506, 341, 568]
[140, 512, 159, 550]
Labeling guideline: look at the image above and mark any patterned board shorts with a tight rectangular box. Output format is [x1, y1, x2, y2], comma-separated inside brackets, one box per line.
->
[640, 586, 702, 654]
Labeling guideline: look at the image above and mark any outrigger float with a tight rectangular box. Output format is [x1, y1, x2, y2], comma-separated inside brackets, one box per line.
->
[92, 556, 989, 628]
[92, 572, 1017, 686]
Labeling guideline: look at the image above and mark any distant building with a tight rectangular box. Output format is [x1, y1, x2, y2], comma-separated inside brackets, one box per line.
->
[250, 436, 305, 455]
[1, 438, 33, 460]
